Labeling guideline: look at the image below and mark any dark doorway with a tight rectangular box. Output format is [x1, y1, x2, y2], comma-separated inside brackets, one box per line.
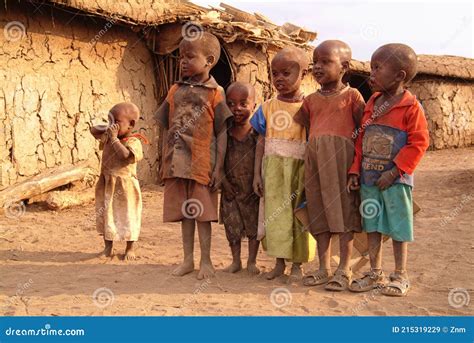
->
[346, 73, 372, 102]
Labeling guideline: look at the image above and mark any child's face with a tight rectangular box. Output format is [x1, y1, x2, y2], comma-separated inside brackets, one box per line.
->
[369, 50, 403, 92]
[226, 88, 255, 125]
[312, 46, 345, 85]
[271, 57, 304, 97]
[179, 42, 211, 78]
[111, 110, 134, 137]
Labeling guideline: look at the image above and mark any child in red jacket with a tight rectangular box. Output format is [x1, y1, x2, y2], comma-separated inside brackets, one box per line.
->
[347, 43, 429, 296]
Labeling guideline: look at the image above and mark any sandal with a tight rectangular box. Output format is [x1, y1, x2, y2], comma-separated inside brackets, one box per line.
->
[349, 270, 386, 293]
[302, 270, 331, 286]
[382, 272, 410, 297]
[325, 269, 352, 291]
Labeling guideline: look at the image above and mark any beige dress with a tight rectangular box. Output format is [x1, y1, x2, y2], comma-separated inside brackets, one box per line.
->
[95, 135, 143, 241]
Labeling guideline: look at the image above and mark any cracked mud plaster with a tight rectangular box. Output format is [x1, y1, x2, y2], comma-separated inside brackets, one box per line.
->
[0, 6, 159, 188]
[409, 80, 473, 149]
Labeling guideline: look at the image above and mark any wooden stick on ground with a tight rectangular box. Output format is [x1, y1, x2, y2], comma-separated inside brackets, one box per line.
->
[0, 162, 97, 208]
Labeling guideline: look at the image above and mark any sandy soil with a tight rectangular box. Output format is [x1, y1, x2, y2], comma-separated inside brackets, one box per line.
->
[0, 148, 473, 316]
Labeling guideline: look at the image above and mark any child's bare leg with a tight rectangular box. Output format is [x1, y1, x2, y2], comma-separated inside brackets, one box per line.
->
[382, 240, 409, 296]
[338, 231, 354, 272]
[124, 241, 137, 261]
[316, 232, 332, 272]
[368, 232, 383, 271]
[172, 219, 195, 276]
[393, 240, 407, 274]
[324, 232, 354, 290]
[247, 238, 260, 275]
[102, 239, 114, 257]
[266, 258, 286, 280]
[223, 241, 242, 273]
[196, 221, 215, 279]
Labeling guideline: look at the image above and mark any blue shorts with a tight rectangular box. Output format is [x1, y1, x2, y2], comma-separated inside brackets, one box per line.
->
[360, 184, 413, 242]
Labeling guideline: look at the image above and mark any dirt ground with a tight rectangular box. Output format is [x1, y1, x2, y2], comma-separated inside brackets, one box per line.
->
[0, 148, 473, 316]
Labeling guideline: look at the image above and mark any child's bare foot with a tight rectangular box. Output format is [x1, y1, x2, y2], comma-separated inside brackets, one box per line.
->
[172, 259, 195, 276]
[289, 263, 303, 280]
[247, 262, 260, 275]
[100, 240, 114, 258]
[223, 261, 242, 273]
[266, 259, 286, 280]
[124, 241, 137, 261]
[197, 262, 215, 280]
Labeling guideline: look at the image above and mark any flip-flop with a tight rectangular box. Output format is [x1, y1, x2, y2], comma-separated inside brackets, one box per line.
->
[302, 270, 331, 286]
[325, 269, 352, 291]
[382, 272, 410, 297]
[349, 270, 386, 293]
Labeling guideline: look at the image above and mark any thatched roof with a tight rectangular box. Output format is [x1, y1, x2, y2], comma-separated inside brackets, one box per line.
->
[350, 55, 474, 81]
[28, 0, 316, 48]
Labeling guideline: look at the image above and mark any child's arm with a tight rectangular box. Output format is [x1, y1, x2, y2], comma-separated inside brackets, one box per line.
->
[253, 135, 264, 197]
[347, 113, 366, 193]
[107, 124, 131, 160]
[392, 103, 430, 175]
[346, 91, 366, 193]
[209, 129, 227, 192]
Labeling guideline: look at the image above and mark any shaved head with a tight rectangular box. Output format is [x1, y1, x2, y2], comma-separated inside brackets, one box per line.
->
[314, 40, 352, 63]
[179, 32, 221, 68]
[272, 46, 310, 71]
[372, 43, 418, 83]
[110, 102, 140, 121]
[226, 81, 256, 102]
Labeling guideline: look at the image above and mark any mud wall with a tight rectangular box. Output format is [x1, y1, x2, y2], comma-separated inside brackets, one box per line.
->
[0, 4, 159, 189]
[409, 79, 473, 149]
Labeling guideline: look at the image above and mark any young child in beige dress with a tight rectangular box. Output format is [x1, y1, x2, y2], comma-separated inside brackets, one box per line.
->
[90, 102, 145, 261]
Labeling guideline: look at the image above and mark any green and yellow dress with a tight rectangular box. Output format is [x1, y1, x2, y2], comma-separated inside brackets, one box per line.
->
[250, 98, 316, 263]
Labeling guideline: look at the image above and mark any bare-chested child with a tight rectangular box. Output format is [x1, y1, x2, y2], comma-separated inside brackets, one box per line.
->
[294, 40, 365, 290]
[90, 102, 144, 261]
[347, 44, 429, 296]
[155, 32, 233, 279]
[220, 82, 260, 275]
[251, 47, 316, 280]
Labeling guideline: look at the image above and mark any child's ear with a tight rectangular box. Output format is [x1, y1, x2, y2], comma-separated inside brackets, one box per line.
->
[301, 68, 308, 79]
[396, 70, 407, 82]
[206, 55, 216, 67]
[129, 119, 136, 129]
[341, 61, 350, 73]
